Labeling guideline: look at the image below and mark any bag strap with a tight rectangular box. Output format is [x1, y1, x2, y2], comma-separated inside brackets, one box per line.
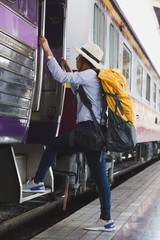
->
[77, 85, 105, 143]
[93, 68, 107, 125]
[105, 92, 123, 115]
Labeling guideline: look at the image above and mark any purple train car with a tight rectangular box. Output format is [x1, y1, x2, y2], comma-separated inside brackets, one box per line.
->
[0, 0, 67, 202]
[0, 0, 38, 144]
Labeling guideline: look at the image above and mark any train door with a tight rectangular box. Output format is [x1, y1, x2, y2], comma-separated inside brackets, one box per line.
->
[0, 0, 39, 202]
[0, 0, 67, 203]
[27, 0, 66, 144]
[14, 0, 67, 203]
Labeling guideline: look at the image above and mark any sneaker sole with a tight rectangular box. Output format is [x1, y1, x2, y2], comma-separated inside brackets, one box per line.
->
[84, 227, 116, 231]
[22, 189, 45, 193]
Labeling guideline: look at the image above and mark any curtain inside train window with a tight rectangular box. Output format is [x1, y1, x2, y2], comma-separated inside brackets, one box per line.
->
[109, 24, 119, 69]
[93, 4, 99, 45]
[146, 74, 151, 102]
[158, 89, 160, 112]
[7, 0, 16, 3]
[153, 82, 157, 109]
[122, 44, 132, 90]
[136, 62, 143, 97]
[93, 4, 106, 61]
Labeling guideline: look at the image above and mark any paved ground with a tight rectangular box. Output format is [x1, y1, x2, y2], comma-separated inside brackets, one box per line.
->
[31, 160, 160, 240]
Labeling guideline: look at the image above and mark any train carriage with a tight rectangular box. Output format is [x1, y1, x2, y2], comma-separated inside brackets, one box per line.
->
[63, 0, 160, 161]
[0, 0, 160, 204]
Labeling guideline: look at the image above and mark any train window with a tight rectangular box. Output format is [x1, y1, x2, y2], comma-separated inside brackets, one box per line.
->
[158, 89, 160, 112]
[100, 13, 105, 53]
[94, 5, 99, 44]
[109, 24, 119, 68]
[122, 45, 132, 88]
[146, 74, 151, 102]
[136, 62, 143, 97]
[153, 82, 157, 108]
[93, 4, 106, 58]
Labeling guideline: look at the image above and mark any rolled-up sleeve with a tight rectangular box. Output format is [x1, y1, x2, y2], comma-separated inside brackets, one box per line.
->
[47, 58, 80, 84]
[47, 57, 100, 96]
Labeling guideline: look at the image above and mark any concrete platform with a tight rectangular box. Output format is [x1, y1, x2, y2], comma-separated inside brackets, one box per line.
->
[31, 160, 160, 240]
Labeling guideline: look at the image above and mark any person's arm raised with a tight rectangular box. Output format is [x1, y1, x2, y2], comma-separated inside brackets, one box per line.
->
[39, 35, 54, 60]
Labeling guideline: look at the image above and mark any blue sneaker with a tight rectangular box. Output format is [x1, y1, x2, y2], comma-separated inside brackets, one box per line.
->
[22, 179, 45, 193]
[84, 219, 116, 231]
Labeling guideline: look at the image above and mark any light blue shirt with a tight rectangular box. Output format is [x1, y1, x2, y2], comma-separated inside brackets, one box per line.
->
[47, 58, 106, 125]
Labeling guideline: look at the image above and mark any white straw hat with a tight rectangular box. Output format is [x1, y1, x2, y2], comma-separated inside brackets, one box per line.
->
[74, 42, 103, 69]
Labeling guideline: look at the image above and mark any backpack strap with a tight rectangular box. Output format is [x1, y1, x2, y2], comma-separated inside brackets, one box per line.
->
[93, 68, 107, 125]
[77, 85, 105, 144]
[105, 92, 123, 115]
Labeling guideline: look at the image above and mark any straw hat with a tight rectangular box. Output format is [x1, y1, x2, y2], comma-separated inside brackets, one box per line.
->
[74, 42, 103, 69]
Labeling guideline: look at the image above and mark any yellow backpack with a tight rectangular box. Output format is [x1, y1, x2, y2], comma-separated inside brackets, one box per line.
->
[98, 68, 137, 152]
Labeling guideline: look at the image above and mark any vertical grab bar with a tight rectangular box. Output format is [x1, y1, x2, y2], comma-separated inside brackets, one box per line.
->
[35, 0, 46, 111]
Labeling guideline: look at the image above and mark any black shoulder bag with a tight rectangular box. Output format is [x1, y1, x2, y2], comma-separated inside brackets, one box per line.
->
[71, 85, 105, 151]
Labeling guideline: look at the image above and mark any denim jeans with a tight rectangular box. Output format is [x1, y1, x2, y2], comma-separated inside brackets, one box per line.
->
[34, 121, 111, 220]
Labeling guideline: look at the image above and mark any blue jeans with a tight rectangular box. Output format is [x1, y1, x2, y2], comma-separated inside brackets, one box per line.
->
[34, 121, 111, 220]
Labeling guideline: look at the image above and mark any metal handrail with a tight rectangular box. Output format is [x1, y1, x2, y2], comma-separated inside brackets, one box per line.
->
[35, 0, 46, 111]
